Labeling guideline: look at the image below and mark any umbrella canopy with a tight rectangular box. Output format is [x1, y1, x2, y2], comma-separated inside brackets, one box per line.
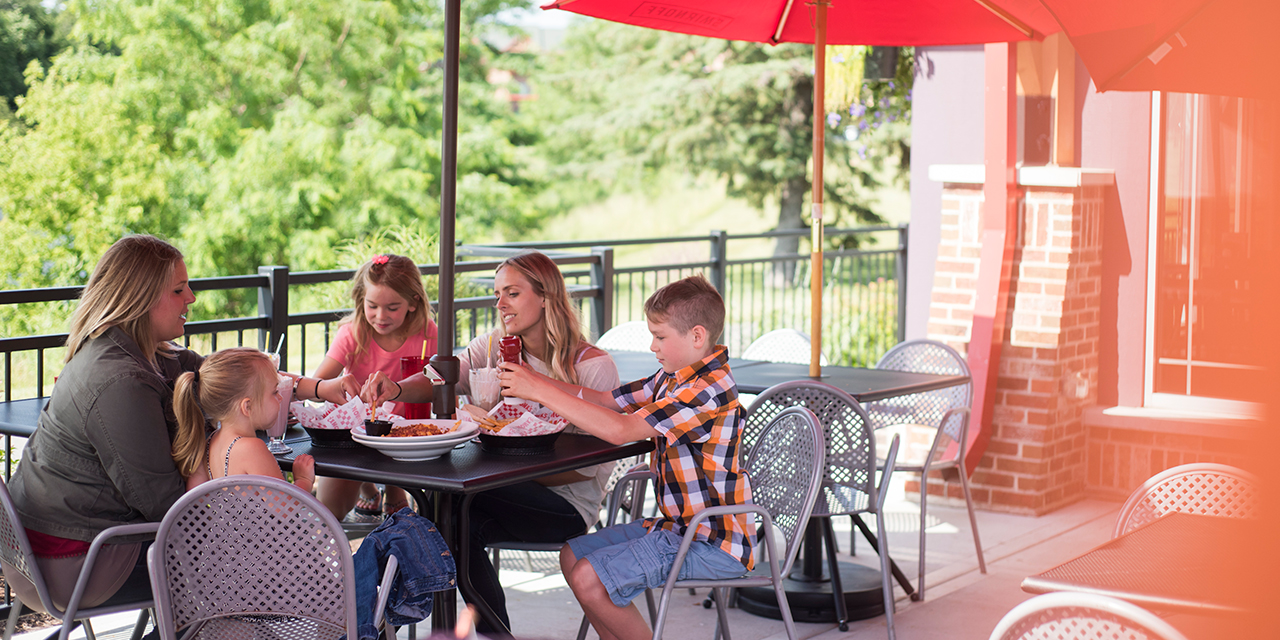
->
[1037, 0, 1280, 100]
[544, 0, 1060, 45]
[544, 0, 1058, 375]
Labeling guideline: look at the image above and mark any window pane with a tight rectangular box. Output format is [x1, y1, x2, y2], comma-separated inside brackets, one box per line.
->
[1153, 94, 1279, 402]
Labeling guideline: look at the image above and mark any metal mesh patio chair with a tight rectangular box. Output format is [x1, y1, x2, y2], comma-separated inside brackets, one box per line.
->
[1114, 462, 1260, 538]
[596, 321, 653, 352]
[642, 406, 826, 640]
[866, 338, 985, 600]
[0, 477, 157, 640]
[741, 329, 829, 365]
[147, 476, 398, 640]
[745, 381, 901, 637]
[989, 593, 1190, 640]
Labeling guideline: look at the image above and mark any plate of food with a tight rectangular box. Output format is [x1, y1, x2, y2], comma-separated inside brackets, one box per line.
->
[353, 419, 478, 442]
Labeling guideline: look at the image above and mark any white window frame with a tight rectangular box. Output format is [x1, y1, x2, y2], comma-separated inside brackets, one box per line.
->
[1143, 91, 1263, 417]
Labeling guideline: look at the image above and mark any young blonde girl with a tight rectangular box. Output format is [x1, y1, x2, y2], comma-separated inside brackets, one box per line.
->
[172, 347, 315, 491]
[313, 254, 439, 521]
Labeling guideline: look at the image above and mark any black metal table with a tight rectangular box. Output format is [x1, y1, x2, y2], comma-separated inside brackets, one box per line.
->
[276, 433, 651, 632]
[607, 350, 969, 401]
[1021, 513, 1253, 615]
[0, 397, 45, 437]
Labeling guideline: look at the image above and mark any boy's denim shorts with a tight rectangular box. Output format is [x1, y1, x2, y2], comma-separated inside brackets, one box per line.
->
[566, 520, 748, 607]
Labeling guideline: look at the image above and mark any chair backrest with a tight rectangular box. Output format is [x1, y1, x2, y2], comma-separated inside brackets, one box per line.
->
[1113, 462, 1260, 538]
[596, 321, 653, 352]
[870, 340, 971, 459]
[745, 381, 877, 507]
[742, 406, 826, 581]
[741, 329, 828, 365]
[989, 593, 1190, 640]
[0, 477, 57, 615]
[148, 476, 357, 640]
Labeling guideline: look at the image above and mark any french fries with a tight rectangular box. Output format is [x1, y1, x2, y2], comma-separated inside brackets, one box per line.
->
[461, 404, 514, 433]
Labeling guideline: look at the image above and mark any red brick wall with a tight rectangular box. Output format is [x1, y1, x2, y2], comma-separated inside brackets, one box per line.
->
[1085, 423, 1251, 501]
[923, 181, 1103, 515]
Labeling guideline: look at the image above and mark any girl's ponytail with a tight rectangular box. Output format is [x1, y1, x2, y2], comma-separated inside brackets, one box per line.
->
[171, 370, 207, 477]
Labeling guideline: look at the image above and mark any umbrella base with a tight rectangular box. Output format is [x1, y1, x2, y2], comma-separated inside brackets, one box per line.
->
[736, 561, 886, 623]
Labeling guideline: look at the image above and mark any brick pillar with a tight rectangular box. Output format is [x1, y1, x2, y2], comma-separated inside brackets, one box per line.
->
[924, 167, 1107, 514]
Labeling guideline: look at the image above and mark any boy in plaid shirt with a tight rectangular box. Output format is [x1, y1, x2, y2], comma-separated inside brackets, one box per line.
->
[498, 275, 754, 640]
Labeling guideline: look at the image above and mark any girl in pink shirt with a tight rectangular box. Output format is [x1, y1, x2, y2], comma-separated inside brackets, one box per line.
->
[313, 254, 438, 521]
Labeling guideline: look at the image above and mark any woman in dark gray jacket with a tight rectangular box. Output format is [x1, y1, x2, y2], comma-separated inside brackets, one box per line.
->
[4, 235, 354, 612]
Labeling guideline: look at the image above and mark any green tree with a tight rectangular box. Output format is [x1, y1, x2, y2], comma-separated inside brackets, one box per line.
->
[528, 22, 912, 259]
[0, 0, 65, 112]
[0, 0, 541, 326]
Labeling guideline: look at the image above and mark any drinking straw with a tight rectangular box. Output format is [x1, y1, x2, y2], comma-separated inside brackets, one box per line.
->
[421, 338, 428, 361]
[271, 333, 285, 357]
[487, 334, 493, 369]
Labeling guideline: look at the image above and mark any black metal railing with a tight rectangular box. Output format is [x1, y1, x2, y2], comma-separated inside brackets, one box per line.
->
[1, 225, 906, 408]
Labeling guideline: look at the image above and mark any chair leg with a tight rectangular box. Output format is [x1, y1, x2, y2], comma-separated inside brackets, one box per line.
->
[4, 598, 22, 640]
[644, 589, 657, 626]
[774, 576, 801, 640]
[650, 584, 676, 640]
[127, 609, 151, 640]
[959, 465, 987, 575]
[576, 614, 591, 640]
[875, 513, 896, 640]
[521, 551, 534, 573]
[711, 588, 733, 640]
[915, 480, 928, 602]
[491, 547, 500, 573]
[820, 519, 849, 632]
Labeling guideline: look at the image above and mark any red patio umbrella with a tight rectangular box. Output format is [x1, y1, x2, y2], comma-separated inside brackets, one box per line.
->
[1037, 0, 1280, 100]
[543, 0, 1060, 376]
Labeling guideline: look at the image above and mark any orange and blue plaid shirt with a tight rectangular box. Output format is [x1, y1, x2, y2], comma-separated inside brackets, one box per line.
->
[612, 345, 755, 569]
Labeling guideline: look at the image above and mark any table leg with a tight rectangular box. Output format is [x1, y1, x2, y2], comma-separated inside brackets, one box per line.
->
[430, 491, 458, 631]
[456, 493, 513, 636]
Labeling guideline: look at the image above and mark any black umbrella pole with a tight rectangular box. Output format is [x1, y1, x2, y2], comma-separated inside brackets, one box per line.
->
[434, 0, 461, 421]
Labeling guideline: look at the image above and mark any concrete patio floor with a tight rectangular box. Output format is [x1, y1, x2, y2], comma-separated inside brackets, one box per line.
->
[18, 482, 1239, 640]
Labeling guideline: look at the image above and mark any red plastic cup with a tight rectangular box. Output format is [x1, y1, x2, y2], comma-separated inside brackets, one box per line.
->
[399, 356, 430, 419]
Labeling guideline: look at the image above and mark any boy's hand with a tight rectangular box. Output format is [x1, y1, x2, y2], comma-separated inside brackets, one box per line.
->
[498, 362, 552, 403]
[360, 371, 399, 406]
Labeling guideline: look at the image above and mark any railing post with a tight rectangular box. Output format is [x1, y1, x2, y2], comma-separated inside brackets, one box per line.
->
[258, 266, 290, 367]
[709, 230, 728, 296]
[896, 225, 908, 343]
[589, 247, 614, 341]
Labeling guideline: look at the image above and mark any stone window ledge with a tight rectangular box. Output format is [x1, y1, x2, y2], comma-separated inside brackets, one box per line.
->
[1084, 405, 1261, 440]
[928, 164, 1115, 187]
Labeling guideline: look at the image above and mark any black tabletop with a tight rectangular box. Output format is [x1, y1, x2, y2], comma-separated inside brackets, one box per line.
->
[276, 433, 652, 495]
[1021, 513, 1253, 614]
[607, 349, 969, 402]
[0, 397, 44, 437]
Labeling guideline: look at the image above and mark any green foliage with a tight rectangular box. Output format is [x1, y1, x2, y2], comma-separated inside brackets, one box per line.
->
[526, 21, 913, 244]
[0, 0, 544, 308]
[0, 0, 65, 112]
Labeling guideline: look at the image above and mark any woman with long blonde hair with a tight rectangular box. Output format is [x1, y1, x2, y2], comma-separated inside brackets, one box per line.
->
[5, 235, 354, 613]
[363, 250, 619, 635]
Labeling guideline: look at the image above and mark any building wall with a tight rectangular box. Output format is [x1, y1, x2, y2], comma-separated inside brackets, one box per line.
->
[1077, 81, 1151, 407]
[906, 46, 986, 341]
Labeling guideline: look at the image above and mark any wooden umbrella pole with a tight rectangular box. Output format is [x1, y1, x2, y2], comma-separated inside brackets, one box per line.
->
[810, 0, 827, 378]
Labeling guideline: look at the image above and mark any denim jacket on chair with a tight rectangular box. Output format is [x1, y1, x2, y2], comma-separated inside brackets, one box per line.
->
[353, 507, 457, 640]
